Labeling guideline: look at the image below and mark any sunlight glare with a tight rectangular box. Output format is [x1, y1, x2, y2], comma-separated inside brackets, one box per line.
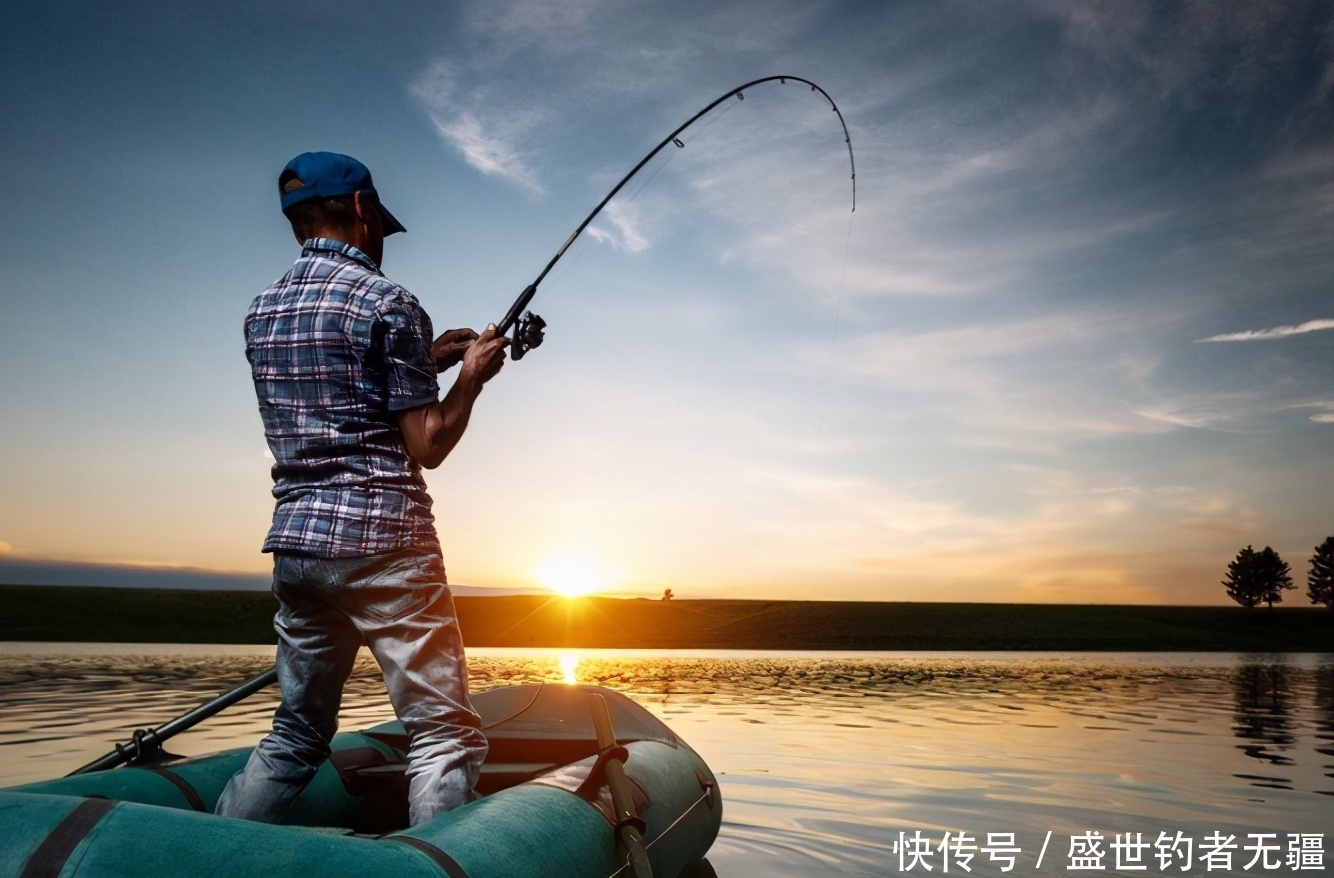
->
[536, 554, 605, 598]
[559, 653, 580, 685]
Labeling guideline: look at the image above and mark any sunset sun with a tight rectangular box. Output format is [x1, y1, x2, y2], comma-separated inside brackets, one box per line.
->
[535, 555, 605, 599]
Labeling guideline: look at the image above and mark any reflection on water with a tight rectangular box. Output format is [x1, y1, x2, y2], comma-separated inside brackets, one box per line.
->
[559, 652, 579, 685]
[1, 647, 1330, 877]
[1317, 664, 1334, 788]
[1232, 664, 1295, 772]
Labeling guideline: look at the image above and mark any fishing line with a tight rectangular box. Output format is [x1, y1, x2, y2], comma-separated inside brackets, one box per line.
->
[616, 138, 679, 205]
[541, 238, 593, 293]
[817, 210, 856, 434]
[615, 96, 742, 208]
[549, 96, 746, 295]
[495, 75, 856, 362]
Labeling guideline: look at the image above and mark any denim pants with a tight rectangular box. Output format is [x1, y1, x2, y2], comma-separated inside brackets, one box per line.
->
[215, 549, 488, 826]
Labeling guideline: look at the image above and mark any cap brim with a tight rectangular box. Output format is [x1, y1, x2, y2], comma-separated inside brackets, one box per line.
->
[378, 202, 407, 236]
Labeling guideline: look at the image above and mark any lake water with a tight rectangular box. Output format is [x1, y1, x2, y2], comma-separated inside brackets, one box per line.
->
[1, 645, 1330, 876]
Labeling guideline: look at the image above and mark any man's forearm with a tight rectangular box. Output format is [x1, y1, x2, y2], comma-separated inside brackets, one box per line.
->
[398, 325, 507, 468]
[398, 374, 484, 469]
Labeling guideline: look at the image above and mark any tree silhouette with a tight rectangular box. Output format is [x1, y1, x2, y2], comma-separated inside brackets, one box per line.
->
[1255, 546, 1294, 608]
[1225, 546, 1262, 608]
[1309, 535, 1334, 609]
[662, 588, 674, 602]
[1225, 545, 1293, 608]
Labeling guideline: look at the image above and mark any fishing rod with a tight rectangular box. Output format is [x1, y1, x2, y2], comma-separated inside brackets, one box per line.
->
[68, 666, 278, 775]
[496, 75, 856, 361]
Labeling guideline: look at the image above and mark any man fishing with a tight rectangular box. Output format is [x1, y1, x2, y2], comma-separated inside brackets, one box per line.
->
[217, 151, 508, 826]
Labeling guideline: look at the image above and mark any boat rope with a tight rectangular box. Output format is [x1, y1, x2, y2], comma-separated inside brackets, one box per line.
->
[604, 785, 716, 878]
[497, 75, 857, 343]
[480, 681, 546, 731]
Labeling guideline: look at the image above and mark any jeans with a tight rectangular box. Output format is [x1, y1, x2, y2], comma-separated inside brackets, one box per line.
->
[215, 549, 488, 826]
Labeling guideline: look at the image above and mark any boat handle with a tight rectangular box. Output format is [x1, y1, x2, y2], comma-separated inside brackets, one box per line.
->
[589, 693, 654, 878]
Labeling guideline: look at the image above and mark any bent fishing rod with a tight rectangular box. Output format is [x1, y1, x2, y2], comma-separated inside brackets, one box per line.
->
[496, 75, 856, 361]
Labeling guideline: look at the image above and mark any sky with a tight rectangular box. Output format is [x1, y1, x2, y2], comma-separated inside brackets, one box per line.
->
[1, 1, 1332, 604]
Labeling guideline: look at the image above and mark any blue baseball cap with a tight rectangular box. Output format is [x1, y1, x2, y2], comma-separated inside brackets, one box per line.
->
[278, 151, 407, 235]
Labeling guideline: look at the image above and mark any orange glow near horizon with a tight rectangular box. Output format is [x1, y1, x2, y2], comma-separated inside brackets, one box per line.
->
[535, 554, 607, 599]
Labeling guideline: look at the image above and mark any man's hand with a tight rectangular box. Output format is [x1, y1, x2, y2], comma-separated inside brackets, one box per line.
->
[432, 327, 480, 371]
[458, 325, 508, 391]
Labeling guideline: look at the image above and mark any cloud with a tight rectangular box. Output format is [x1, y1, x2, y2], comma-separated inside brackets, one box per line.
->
[407, 3, 875, 273]
[1291, 402, 1334, 425]
[1132, 398, 1250, 430]
[586, 201, 650, 252]
[406, 2, 1226, 308]
[1196, 318, 1334, 343]
[409, 60, 546, 195]
[782, 310, 1190, 447]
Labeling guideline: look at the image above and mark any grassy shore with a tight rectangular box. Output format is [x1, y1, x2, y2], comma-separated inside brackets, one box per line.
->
[2, 585, 1330, 651]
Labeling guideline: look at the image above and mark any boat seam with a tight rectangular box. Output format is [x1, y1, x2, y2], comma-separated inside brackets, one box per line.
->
[19, 797, 116, 878]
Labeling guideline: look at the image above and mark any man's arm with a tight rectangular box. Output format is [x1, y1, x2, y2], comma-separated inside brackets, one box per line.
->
[397, 326, 508, 469]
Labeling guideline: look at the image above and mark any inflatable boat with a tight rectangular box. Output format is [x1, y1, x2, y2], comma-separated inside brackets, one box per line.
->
[0, 682, 721, 878]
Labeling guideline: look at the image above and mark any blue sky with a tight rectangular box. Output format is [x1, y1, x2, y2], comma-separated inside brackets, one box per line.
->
[1, 1, 1331, 603]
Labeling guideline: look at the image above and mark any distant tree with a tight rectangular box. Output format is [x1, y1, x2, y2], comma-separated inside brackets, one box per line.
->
[662, 588, 674, 602]
[1309, 535, 1334, 609]
[1225, 546, 1263, 608]
[1255, 546, 1294, 608]
[1225, 545, 1295, 608]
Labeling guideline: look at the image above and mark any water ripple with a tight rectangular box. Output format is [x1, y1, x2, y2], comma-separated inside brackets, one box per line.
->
[0, 648, 1330, 876]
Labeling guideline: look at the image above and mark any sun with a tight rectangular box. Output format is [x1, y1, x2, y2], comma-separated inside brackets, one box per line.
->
[535, 555, 605, 598]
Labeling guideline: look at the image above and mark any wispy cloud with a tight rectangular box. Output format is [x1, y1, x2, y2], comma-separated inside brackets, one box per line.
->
[1284, 401, 1334, 425]
[1196, 318, 1334, 343]
[587, 201, 650, 252]
[409, 60, 546, 195]
[783, 310, 1186, 447]
[1131, 392, 1263, 430]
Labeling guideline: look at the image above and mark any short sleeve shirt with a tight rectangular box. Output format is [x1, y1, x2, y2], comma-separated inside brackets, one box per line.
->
[245, 238, 442, 556]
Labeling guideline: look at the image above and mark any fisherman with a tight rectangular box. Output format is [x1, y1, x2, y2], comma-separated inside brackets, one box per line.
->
[217, 151, 507, 826]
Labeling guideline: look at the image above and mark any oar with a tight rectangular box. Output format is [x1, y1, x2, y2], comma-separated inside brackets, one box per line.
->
[589, 693, 653, 878]
[68, 666, 278, 776]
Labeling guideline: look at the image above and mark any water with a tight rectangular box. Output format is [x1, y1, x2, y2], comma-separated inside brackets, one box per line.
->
[1, 645, 1330, 876]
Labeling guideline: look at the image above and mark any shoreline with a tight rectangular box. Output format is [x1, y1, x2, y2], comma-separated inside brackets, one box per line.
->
[4, 585, 1331, 651]
[1, 642, 1330, 668]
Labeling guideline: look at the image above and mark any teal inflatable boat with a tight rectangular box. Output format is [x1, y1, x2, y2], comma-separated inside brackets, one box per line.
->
[0, 683, 721, 878]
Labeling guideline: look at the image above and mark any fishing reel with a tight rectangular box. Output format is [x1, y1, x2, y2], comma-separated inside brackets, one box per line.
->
[497, 283, 547, 362]
[512, 311, 546, 361]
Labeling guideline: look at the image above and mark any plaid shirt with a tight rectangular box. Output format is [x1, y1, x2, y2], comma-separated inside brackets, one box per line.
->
[246, 238, 442, 557]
